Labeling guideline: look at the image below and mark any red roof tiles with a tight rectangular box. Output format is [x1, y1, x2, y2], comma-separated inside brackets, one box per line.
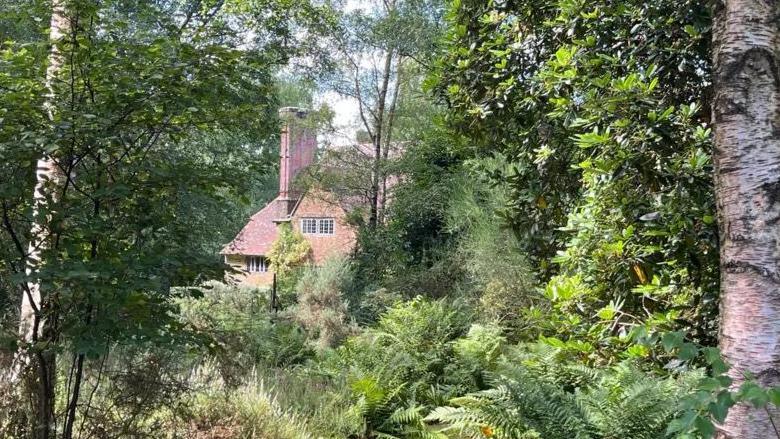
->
[220, 197, 288, 256]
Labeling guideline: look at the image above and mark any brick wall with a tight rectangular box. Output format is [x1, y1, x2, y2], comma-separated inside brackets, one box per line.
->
[291, 190, 356, 264]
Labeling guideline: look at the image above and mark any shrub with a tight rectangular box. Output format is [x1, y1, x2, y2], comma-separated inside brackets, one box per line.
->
[446, 161, 541, 336]
[268, 223, 312, 296]
[451, 323, 507, 389]
[185, 372, 313, 439]
[292, 257, 355, 352]
[349, 287, 403, 325]
[178, 281, 313, 381]
[316, 297, 475, 437]
[183, 363, 363, 439]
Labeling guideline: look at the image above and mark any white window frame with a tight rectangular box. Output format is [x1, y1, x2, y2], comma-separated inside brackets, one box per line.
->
[318, 218, 334, 234]
[300, 217, 335, 235]
[301, 218, 318, 234]
[246, 256, 268, 273]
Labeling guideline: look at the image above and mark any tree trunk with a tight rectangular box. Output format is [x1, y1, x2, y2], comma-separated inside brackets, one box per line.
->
[15, 1, 68, 437]
[378, 57, 402, 225]
[19, 0, 66, 348]
[712, 0, 780, 437]
[368, 49, 394, 228]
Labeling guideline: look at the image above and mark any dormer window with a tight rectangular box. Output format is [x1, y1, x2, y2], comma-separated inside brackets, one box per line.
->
[301, 218, 335, 235]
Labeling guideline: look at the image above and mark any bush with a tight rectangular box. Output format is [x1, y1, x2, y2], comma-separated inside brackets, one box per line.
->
[292, 257, 355, 352]
[178, 281, 313, 381]
[314, 297, 475, 437]
[451, 323, 507, 389]
[183, 363, 362, 439]
[446, 161, 541, 335]
[349, 287, 403, 326]
[185, 371, 313, 439]
[268, 223, 312, 297]
[59, 345, 194, 439]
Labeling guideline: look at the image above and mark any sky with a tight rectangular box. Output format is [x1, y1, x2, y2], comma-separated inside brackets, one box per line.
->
[315, 90, 361, 147]
[311, 0, 375, 147]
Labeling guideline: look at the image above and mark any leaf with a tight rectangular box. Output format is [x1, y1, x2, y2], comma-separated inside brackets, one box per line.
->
[694, 416, 715, 437]
[661, 331, 684, 352]
[711, 391, 734, 423]
[639, 212, 660, 221]
[573, 127, 610, 148]
[768, 388, 780, 406]
[555, 47, 572, 66]
[596, 306, 615, 320]
[738, 382, 769, 408]
[667, 410, 696, 434]
[677, 342, 698, 361]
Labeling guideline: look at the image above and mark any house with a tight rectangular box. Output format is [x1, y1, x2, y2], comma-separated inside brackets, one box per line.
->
[221, 107, 358, 286]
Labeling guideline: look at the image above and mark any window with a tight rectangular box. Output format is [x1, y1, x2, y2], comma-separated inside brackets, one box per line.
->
[300, 217, 335, 235]
[246, 256, 268, 273]
[301, 218, 318, 234]
[318, 218, 334, 235]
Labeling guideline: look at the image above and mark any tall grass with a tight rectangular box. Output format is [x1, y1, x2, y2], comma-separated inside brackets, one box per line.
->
[184, 363, 361, 439]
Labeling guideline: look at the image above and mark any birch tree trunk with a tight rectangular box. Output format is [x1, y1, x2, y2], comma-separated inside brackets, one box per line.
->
[378, 57, 402, 225]
[368, 48, 394, 228]
[15, 1, 68, 437]
[19, 0, 66, 347]
[712, 0, 780, 437]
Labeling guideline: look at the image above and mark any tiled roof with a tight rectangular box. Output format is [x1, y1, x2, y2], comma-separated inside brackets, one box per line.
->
[220, 197, 289, 256]
[222, 141, 405, 258]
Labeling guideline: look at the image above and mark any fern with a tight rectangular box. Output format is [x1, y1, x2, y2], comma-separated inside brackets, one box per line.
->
[428, 344, 698, 439]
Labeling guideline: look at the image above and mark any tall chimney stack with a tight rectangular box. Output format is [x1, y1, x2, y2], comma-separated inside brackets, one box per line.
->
[278, 107, 316, 212]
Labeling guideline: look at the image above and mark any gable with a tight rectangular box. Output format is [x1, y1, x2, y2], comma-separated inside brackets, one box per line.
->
[221, 197, 287, 256]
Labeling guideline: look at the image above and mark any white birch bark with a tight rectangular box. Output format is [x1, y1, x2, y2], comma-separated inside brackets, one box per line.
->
[712, 0, 780, 437]
[15, 0, 67, 372]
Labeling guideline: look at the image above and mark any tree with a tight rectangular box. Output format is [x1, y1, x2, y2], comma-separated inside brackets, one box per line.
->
[712, 0, 780, 437]
[317, 0, 444, 227]
[13, 1, 68, 436]
[267, 222, 312, 291]
[0, 0, 322, 436]
[432, 0, 718, 358]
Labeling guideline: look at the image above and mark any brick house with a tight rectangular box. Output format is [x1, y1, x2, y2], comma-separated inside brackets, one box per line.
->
[221, 107, 358, 286]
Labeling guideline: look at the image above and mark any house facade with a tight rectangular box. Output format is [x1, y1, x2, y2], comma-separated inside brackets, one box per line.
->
[221, 107, 357, 286]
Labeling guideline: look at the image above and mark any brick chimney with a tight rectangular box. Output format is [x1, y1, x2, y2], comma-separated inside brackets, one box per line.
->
[278, 107, 316, 213]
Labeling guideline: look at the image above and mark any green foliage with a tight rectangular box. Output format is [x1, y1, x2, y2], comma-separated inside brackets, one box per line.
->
[160, 349, 361, 438]
[0, 1, 326, 431]
[292, 257, 354, 352]
[655, 333, 780, 438]
[0, 1, 740, 438]
[53, 344, 196, 438]
[348, 126, 470, 303]
[428, 343, 699, 439]
[0, 6, 324, 427]
[186, 371, 315, 439]
[268, 222, 312, 292]
[446, 158, 540, 334]
[349, 288, 404, 326]
[178, 281, 313, 380]
[317, 297, 474, 437]
[432, 0, 718, 362]
[452, 324, 506, 389]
